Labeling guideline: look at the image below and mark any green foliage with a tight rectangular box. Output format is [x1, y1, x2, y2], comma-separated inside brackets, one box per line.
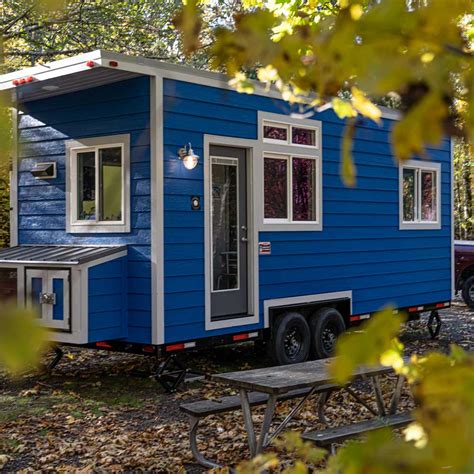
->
[0, 303, 49, 375]
[329, 307, 405, 385]
[177, 0, 473, 166]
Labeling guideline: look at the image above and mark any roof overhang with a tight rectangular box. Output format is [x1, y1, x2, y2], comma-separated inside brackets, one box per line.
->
[0, 49, 401, 120]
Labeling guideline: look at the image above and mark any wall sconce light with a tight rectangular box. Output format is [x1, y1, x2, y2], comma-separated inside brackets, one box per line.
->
[178, 143, 199, 170]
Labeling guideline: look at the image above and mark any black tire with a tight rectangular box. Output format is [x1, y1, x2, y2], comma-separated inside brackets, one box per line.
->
[462, 275, 474, 309]
[269, 312, 311, 365]
[310, 307, 346, 359]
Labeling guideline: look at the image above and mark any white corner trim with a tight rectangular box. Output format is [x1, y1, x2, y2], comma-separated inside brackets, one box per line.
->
[264, 291, 353, 328]
[10, 107, 18, 247]
[204, 134, 261, 332]
[398, 159, 442, 231]
[151, 75, 165, 345]
[65, 134, 131, 234]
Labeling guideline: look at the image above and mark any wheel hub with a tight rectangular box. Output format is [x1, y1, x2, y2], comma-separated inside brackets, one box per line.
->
[322, 325, 337, 353]
[284, 326, 302, 358]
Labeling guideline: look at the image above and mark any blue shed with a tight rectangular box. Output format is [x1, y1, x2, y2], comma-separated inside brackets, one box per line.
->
[0, 51, 453, 365]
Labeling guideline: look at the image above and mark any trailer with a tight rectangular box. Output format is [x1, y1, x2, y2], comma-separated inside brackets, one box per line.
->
[0, 51, 453, 371]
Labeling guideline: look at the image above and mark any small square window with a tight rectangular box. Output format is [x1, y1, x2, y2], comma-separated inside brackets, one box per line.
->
[263, 122, 289, 143]
[292, 127, 316, 147]
[400, 161, 441, 229]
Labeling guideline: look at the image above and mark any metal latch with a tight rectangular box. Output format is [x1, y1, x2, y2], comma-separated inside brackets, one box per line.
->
[39, 293, 56, 305]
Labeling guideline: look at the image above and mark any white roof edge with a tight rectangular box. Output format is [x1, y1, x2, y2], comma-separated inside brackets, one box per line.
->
[0, 49, 401, 120]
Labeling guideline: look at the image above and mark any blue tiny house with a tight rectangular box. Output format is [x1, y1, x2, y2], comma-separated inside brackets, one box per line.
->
[0, 51, 453, 364]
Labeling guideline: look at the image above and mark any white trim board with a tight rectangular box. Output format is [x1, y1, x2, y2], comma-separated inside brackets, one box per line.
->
[204, 135, 261, 331]
[10, 107, 18, 247]
[264, 291, 353, 328]
[151, 76, 164, 345]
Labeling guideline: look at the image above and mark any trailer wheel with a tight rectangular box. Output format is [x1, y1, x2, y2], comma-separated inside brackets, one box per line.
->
[310, 307, 345, 359]
[270, 312, 310, 365]
[462, 276, 474, 309]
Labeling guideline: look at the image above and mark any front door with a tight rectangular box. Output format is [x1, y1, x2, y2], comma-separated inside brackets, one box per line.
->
[210, 145, 248, 319]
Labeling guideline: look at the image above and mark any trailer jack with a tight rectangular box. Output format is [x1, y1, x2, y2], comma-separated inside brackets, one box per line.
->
[155, 355, 189, 393]
[427, 310, 442, 339]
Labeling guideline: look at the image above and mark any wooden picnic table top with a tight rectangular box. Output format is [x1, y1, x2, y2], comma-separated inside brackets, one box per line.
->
[210, 358, 394, 395]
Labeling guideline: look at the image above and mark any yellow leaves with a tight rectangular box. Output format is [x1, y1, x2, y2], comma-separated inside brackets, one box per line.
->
[173, 0, 203, 55]
[351, 87, 382, 125]
[341, 120, 357, 188]
[329, 306, 405, 385]
[332, 98, 357, 119]
[0, 303, 49, 376]
[404, 423, 428, 449]
[350, 4, 364, 21]
[257, 65, 280, 84]
[235, 453, 279, 473]
[229, 73, 255, 94]
[420, 52, 435, 63]
[392, 91, 448, 162]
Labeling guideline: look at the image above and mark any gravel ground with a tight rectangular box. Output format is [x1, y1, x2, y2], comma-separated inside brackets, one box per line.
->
[0, 298, 472, 472]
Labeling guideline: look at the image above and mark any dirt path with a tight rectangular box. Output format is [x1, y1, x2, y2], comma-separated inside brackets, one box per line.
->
[1, 300, 472, 472]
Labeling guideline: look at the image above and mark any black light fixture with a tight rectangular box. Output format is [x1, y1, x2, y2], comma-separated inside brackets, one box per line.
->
[178, 143, 200, 170]
[30, 162, 56, 179]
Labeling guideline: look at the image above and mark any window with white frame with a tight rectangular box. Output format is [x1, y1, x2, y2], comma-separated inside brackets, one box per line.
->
[66, 135, 130, 233]
[264, 153, 320, 224]
[400, 160, 441, 230]
[259, 112, 322, 230]
[263, 120, 318, 148]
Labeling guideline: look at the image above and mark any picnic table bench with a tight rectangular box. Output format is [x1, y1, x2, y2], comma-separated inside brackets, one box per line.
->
[180, 358, 412, 468]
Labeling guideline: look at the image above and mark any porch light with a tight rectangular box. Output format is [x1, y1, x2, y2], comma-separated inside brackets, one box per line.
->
[178, 143, 200, 170]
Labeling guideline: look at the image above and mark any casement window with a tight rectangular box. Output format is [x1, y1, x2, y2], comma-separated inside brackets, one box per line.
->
[263, 120, 318, 148]
[66, 135, 130, 233]
[400, 160, 441, 230]
[264, 153, 320, 225]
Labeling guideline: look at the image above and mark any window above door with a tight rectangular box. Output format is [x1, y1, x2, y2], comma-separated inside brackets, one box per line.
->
[66, 134, 130, 233]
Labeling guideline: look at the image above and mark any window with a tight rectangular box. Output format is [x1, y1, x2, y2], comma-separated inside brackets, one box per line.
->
[263, 120, 318, 148]
[400, 160, 441, 230]
[264, 153, 319, 224]
[66, 135, 130, 233]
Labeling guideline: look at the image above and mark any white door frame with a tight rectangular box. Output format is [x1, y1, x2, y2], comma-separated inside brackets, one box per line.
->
[204, 135, 262, 331]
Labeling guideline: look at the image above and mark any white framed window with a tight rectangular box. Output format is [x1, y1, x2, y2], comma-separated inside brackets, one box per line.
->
[263, 120, 318, 148]
[66, 134, 130, 233]
[263, 152, 321, 227]
[399, 160, 441, 230]
[258, 111, 323, 231]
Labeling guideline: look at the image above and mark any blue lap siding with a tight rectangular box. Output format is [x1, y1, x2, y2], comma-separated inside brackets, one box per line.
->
[17, 77, 152, 343]
[88, 257, 128, 342]
[163, 79, 452, 343]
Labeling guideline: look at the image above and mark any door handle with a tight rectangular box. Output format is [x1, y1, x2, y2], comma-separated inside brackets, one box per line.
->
[241, 225, 248, 243]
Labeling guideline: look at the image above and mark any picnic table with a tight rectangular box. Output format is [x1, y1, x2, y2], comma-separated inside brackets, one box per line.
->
[181, 358, 410, 468]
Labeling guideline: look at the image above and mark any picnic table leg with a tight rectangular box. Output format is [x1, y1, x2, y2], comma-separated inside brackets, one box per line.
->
[240, 389, 258, 457]
[188, 416, 222, 469]
[389, 375, 404, 415]
[371, 376, 386, 416]
[257, 394, 278, 453]
[317, 389, 332, 426]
